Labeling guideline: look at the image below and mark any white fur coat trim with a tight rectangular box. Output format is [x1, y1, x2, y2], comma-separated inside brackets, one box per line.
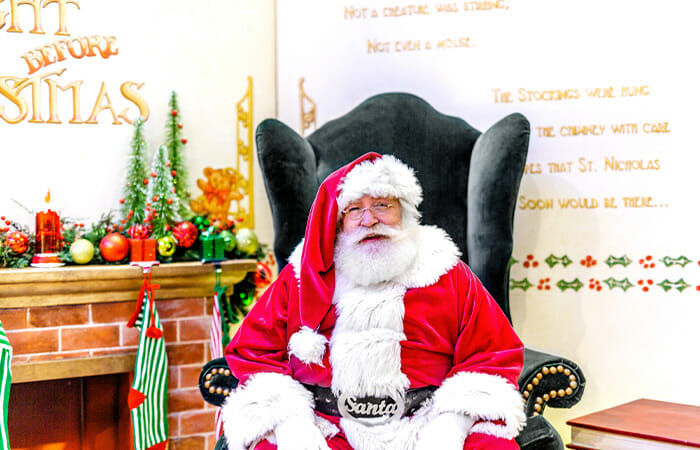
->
[393, 225, 460, 288]
[329, 277, 409, 397]
[220, 372, 319, 449]
[431, 371, 526, 440]
[288, 325, 328, 366]
[288, 240, 303, 283]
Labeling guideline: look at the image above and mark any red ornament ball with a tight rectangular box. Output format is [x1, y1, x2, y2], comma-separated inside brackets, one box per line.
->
[254, 262, 273, 288]
[128, 224, 150, 239]
[5, 231, 29, 254]
[99, 232, 130, 261]
[172, 221, 198, 248]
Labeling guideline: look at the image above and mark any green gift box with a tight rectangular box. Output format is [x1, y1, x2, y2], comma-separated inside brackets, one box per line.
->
[200, 234, 225, 262]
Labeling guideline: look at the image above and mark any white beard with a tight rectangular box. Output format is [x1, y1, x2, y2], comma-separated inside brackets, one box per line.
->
[334, 223, 419, 286]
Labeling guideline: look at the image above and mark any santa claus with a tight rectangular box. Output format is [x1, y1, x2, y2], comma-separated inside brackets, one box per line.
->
[221, 153, 526, 449]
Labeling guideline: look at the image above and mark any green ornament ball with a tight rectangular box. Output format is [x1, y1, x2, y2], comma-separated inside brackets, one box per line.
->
[70, 239, 94, 264]
[157, 235, 177, 257]
[235, 228, 258, 255]
[194, 216, 210, 230]
[219, 229, 237, 252]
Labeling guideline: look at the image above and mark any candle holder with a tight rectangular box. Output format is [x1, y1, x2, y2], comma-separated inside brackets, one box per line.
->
[31, 207, 64, 267]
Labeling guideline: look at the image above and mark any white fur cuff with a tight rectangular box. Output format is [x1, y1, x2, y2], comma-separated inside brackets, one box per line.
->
[432, 372, 526, 440]
[415, 412, 475, 450]
[221, 372, 316, 450]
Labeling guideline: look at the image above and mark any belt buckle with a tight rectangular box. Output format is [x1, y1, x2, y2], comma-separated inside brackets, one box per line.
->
[337, 391, 405, 426]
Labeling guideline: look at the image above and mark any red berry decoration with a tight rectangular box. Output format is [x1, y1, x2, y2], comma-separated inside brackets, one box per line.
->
[171, 110, 178, 116]
[119, 198, 125, 204]
[167, 198, 173, 205]
[151, 172, 157, 178]
[99, 232, 130, 261]
[143, 178, 149, 185]
[181, 139, 187, 144]
[172, 221, 198, 248]
[128, 224, 150, 239]
[171, 170, 177, 177]
[5, 231, 29, 254]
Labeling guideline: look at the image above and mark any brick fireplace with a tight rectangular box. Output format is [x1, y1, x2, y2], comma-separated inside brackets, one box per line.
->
[0, 260, 256, 450]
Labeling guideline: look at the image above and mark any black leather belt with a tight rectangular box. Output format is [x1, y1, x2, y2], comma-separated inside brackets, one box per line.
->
[304, 384, 437, 424]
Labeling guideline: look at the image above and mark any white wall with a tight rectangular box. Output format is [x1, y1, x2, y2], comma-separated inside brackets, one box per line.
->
[0, 0, 276, 247]
[273, 0, 700, 440]
[5, 0, 700, 442]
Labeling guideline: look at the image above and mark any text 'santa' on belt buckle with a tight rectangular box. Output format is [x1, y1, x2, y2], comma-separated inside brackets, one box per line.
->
[337, 391, 405, 425]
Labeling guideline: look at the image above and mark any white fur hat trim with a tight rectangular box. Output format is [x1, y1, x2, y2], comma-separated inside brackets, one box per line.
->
[337, 155, 423, 212]
[288, 326, 328, 366]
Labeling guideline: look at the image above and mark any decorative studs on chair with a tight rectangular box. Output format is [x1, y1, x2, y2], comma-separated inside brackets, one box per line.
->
[522, 365, 580, 415]
[204, 367, 233, 396]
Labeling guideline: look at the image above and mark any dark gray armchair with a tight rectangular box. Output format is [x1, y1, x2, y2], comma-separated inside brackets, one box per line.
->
[200, 92, 585, 449]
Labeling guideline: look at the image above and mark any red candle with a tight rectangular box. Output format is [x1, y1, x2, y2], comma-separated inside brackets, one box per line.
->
[35, 209, 61, 254]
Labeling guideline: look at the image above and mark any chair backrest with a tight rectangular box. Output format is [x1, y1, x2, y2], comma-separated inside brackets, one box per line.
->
[256, 92, 529, 320]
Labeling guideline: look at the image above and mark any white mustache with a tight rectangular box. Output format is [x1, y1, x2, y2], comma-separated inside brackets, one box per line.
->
[345, 223, 403, 245]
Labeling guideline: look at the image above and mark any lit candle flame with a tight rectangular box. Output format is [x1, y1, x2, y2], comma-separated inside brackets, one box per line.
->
[45, 189, 51, 204]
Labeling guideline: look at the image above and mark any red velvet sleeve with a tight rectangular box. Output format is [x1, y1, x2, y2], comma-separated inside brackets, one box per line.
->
[224, 265, 296, 384]
[448, 263, 524, 387]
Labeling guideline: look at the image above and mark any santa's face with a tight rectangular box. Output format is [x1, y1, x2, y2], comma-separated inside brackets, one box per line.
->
[335, 195, 417, 285]
[340, 195, 402, 236]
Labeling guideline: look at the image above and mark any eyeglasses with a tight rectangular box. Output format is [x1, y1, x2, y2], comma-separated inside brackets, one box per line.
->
[342, 201, 395, 221]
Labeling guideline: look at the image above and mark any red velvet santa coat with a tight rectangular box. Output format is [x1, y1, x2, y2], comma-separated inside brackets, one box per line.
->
[222, 225, 525, 450]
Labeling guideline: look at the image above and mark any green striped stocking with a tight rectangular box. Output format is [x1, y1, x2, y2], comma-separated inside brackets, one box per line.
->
[0, 322, 11, 450]
[127, 272, 168, 450]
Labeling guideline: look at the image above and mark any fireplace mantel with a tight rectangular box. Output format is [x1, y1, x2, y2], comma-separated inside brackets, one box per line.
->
[0, 259, 257, 308]
[2, 258, 258, 447]
[1, 259, 256, 381]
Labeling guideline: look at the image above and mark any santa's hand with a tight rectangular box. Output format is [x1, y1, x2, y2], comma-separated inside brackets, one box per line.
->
[275, 416, 331, 450]
[414, 412, 476, 450]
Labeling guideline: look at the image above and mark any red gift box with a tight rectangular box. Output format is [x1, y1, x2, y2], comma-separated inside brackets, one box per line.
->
[130, 238, 156, 262]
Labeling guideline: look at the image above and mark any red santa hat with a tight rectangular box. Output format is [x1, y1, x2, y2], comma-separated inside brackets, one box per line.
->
[295, 152, 423, 338]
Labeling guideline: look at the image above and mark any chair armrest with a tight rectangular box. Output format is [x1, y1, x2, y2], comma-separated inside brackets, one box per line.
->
[199, 357, 239, 407]
[516, 415, 564, 450]
[520, 347, 586, 416]
[256, 119, 319, 267]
